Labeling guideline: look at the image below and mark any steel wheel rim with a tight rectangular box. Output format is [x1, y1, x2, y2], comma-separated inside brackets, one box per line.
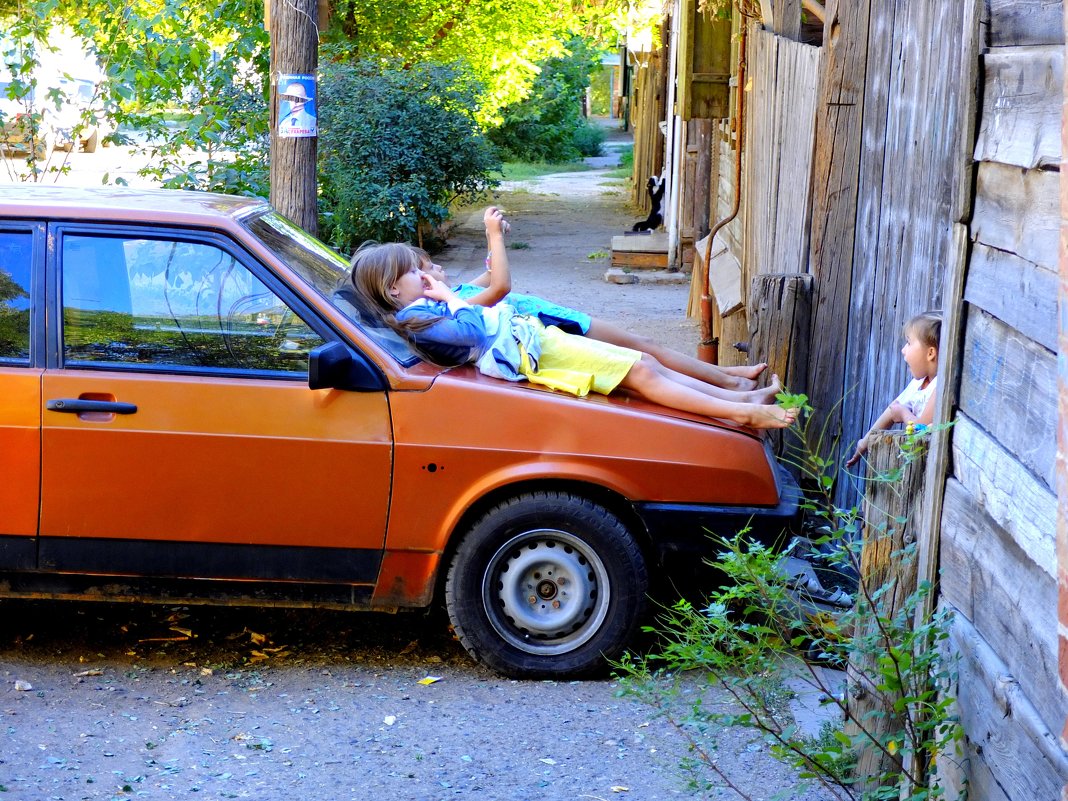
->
[482, 529, 611, 656]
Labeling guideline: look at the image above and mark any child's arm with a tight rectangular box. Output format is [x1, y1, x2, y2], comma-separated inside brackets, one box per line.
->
[845, 404, 896, 467]
[846, 379, 938, 466]
[460, 207, 511, 306]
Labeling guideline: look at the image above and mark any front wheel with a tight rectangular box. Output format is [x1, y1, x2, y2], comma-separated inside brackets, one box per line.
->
[445, 491, 648, 678]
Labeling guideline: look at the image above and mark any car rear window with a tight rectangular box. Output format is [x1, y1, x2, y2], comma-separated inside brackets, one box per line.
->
[0, 230, 32, 363]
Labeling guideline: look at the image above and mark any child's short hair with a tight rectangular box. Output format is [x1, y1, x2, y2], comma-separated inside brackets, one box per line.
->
[905, 310, 941, 348]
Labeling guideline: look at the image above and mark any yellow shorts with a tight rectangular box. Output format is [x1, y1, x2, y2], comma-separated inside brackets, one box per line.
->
[519, 321, 641, 397]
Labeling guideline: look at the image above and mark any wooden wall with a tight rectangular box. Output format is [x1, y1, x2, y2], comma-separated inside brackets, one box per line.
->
[630, 50, 665, 213]
[742, 28, 821, 280]
[936, 1, 1068, 796]
[705, 23, 820, 368]
[828, 0, 981, 473]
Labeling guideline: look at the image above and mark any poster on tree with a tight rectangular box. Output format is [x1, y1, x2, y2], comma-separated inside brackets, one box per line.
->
[277, 74, 317, 138]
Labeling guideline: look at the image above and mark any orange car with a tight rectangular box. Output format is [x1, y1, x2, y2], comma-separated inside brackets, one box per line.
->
[0, 186, 799, 677]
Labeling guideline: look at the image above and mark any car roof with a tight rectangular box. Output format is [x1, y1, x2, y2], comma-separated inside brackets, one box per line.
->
[0, 185, 269, 228]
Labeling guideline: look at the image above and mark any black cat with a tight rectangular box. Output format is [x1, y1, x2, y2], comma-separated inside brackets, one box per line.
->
[631, 175, 665, 232]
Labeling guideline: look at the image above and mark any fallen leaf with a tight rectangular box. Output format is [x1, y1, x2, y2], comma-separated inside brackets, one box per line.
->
[399, 639, 419, 655]
[249, 631, 267, 646]
[417, 676, 443, 686]
[169, 627, 193, 638]
[14, 680, 32, 692]
[73, 669, 103, 678]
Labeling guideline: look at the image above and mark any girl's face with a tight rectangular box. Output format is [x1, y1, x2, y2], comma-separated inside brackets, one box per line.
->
[390, 264, 429, 306]
[901, 326, 937, 380]
[419, 258, 447, 284]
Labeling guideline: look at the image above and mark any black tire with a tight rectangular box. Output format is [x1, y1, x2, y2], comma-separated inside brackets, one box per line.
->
[445, 491, 648, 678]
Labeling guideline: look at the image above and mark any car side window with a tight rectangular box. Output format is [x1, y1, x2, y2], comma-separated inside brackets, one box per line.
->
[0, 231, 32, 364]
[61, 233, 324, 375]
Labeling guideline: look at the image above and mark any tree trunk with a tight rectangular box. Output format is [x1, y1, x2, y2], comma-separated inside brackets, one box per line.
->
[269, 0, 319, 235]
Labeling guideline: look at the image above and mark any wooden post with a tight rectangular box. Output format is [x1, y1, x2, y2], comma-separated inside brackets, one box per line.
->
[772, 0, 802, 39]
[269, 0, 319, 235]
[1058, 0, 1068, 727]
[803, 0, 871, 457]
[747, 273, 813, 394]
[845, 430, 927, 794]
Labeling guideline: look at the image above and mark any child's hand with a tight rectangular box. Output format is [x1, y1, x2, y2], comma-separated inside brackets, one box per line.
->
[845, 437, 867, 467]
[420, 272, 456, 302]
[484, 206, 509, 237]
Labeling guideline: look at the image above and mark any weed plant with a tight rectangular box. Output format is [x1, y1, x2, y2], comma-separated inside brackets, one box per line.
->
[615, 395, 962, 801]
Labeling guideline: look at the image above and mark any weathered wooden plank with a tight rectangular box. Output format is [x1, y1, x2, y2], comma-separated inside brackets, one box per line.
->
[975, 45, 1063, 169]
[940, 478, 1066, 737]
[951, 414, 1058, 575]
[987, 0, 1066, 47]
[958, 305, 1057, 488]
[845, 432, 926, 792]
[944, 612, 1068, 799]
[771, 38, 821, 277]
[917, 224, 967, 623]
[964, 242, 1058, 350]
[971, 161, 1061, 271]
[747, 273, 812, 393]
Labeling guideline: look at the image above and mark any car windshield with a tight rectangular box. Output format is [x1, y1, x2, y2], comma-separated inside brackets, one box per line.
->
[243, 211, 420, 365]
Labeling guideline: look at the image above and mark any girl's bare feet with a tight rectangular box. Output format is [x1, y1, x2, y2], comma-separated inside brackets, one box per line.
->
[717, 362, 769, 392]
[739, 403, 798, 429]
[747, 374, 783, 404]
[721, 362, 768, 380]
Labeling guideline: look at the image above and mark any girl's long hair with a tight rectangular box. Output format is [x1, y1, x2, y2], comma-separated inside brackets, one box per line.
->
[347, 242, 441, 336]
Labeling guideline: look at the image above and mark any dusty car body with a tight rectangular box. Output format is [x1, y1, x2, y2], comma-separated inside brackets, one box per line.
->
[0, 186, 800, 677]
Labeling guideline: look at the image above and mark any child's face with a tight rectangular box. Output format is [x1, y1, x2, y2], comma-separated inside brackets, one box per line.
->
[390, 264, 430, 306]
[419, 258, 447, 284]
[901, 327, 937, 380]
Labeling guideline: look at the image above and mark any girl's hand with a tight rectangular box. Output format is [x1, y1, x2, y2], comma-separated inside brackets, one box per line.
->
[421, 272, 461, 304]
[484, 206, 509, 237]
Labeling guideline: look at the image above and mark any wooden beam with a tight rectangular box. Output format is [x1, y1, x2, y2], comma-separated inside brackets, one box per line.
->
[803, 0, 872, 450]
[972, 162, 1061, 272]
[947, 614, 1068, 799]
[988, 0, 1066, 47]
[914, 224, 966, 624]
[958, 305, 1057, 488]
[772, 0, 802, 39]
[975, 45, 1063, 170]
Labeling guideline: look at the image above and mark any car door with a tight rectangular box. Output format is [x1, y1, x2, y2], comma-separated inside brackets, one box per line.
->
[0, 223, 43, 570]
[39, 225, 393, 587]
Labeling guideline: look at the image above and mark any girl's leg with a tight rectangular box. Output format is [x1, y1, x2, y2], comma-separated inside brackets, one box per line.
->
[618, 359, 797, 429]
[585, 318, 766, 391]
[641, 355, 782, 403]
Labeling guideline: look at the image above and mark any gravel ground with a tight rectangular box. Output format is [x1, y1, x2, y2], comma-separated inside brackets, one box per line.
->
[1, 132, 837, 801]
[1, 601, 834, 801]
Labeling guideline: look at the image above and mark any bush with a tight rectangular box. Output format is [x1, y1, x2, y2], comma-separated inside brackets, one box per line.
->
[317, 59, 500, 252]
[488, 36, 603, 163]
[571, 122, 605, 157]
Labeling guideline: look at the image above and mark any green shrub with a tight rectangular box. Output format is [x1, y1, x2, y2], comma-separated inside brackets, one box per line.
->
[488, 36, 603, 163]
[571, 121, 605, 157]
[317, 59, 500, 252]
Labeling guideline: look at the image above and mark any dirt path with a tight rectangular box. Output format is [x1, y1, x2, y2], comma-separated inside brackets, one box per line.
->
[436, 140, 700, 360]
